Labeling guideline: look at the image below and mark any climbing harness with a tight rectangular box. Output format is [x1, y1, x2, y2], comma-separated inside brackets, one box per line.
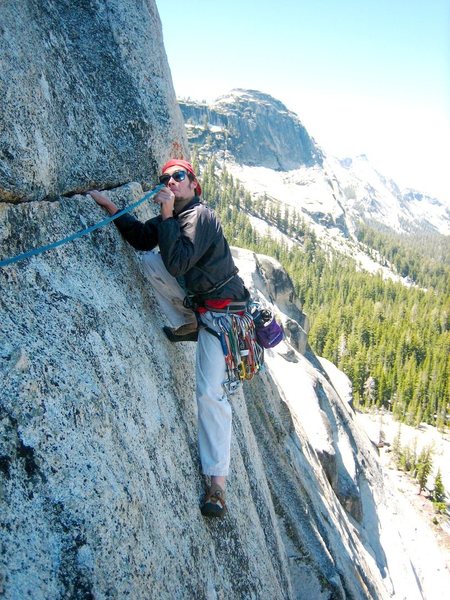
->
[182, 268, 242, 311]
[0, 184, 165, 268]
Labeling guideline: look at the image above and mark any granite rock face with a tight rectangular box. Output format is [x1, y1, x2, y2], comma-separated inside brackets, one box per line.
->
[0, 186, 427, 599]
[179, 89, 323, 171]
[0, 0, 188, 203]
[247, 252, 309, 354]
[0, 189, 379, 599]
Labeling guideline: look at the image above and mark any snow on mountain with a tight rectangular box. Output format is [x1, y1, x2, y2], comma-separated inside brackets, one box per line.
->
[224, 162, 412, 284]
[179, 90, 450, 239]
[329, 154, 450, 235]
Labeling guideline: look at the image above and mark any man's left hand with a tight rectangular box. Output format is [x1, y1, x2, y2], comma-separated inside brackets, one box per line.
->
[154, 187, 175, 220]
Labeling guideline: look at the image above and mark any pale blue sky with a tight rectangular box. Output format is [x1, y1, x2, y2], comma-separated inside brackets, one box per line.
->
[156, 0, 449, 200]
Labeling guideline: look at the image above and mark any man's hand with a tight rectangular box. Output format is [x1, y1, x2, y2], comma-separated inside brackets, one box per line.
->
[87, 190, 119, 216]
[154, 187, 175, 220]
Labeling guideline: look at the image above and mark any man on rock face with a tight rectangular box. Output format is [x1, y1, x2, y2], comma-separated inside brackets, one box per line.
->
[89, 159, 248, 518]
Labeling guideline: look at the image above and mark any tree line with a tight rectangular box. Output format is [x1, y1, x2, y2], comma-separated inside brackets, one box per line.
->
[355, 222, 450, 295]
[391, 429, 447, 512]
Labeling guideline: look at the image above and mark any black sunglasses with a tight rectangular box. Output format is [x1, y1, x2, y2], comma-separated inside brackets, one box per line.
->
[159, 170, 188, 185]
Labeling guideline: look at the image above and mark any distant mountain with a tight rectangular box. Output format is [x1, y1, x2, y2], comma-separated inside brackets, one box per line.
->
[179, 89, 323, 171]
[330, 154, 450, 235]
[179, 89, 450, 238]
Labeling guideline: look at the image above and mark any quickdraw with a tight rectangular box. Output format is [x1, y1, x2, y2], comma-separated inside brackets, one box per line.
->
[213, 312, 265, 394]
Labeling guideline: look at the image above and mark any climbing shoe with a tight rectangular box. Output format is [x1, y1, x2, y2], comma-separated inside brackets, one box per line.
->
[162, 322, 198, 343]
[200, 483, 227, 518]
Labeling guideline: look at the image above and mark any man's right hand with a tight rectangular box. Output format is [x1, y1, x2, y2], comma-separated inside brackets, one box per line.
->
[87, 190, 119, 215]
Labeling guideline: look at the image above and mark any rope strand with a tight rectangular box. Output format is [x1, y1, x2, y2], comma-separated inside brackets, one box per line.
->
[0, 184, 164, 268]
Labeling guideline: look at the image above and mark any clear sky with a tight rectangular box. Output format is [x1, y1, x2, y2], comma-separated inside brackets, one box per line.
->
[156, 0, 449, 201]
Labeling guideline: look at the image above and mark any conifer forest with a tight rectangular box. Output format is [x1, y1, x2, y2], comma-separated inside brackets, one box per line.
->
[197, 155, 450, 430]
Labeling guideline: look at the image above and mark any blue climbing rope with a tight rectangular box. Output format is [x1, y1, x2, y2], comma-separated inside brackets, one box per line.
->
[0, 185, 164, 268]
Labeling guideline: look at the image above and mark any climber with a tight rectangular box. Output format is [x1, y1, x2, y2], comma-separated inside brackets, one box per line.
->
[88, 159, 248, 518]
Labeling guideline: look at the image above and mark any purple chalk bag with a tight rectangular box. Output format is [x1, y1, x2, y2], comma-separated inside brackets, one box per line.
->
[252, 308, 284, 348]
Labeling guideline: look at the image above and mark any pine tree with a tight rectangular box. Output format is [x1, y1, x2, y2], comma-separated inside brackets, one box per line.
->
[416, 445, 433, 495]
[191, 145, 199, 174]
[392, 425, 402, 468]
[409, 438, 418, 476]
[399, 443, 416, 473]
[363, 376, 376, 407]
[432, 469, 446, 503]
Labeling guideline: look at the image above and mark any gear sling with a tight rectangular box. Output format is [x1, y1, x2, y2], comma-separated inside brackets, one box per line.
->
[183, 272, 265, 394]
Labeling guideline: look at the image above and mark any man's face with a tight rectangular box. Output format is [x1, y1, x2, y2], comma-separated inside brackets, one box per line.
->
[161, 166, 197, 202]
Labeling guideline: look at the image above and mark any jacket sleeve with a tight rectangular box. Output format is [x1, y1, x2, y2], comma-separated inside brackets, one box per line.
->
[156, 207, 218, 277]
[113, 212, 160, 251]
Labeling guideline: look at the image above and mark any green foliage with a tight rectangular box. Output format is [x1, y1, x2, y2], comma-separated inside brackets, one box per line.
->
[415, 445, 433, 494]
[432, 501, 447, 514]
[392, 439, 447, 508]
[198, 156, 450, 429]
[191, 145, 200, 174]
[392, 426, 402, 468]
[432, 469, 446, 503]
[398, 441, 417, 474]
[355, 220, 450, 295]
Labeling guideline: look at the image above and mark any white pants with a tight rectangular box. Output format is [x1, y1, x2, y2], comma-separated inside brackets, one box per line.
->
[141, 252, 232, 476]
